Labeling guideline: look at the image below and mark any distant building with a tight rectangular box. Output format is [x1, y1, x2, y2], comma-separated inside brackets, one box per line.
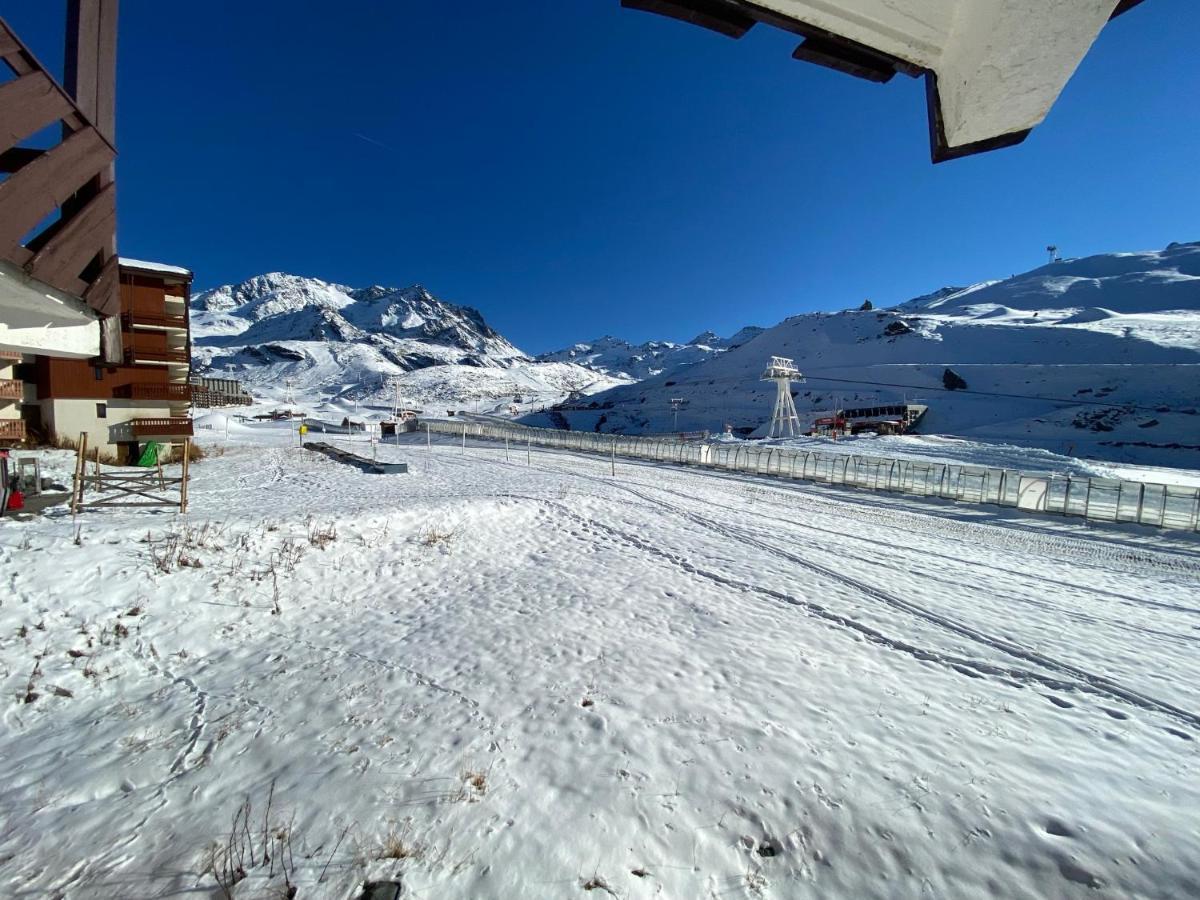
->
[191, 376, 253, 408]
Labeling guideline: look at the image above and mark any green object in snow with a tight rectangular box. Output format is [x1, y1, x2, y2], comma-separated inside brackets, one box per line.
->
[136, 442, 161, 467]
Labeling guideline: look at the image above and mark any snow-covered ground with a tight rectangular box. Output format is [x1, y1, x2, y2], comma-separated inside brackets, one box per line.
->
[2, 423, 1199, 899]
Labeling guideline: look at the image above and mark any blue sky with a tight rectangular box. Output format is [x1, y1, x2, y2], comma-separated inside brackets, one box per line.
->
[8, 1, 1198, 352]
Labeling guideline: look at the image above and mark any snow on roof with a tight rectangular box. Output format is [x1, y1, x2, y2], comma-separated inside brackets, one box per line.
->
[118, 257, 194, 279]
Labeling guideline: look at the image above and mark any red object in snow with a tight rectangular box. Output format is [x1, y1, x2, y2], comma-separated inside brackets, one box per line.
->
[6, 488, 23, 511]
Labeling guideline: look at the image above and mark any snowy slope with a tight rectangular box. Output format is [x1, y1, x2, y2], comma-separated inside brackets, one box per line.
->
[536, 326, 764, 380]
[2, 427, 1198, 898]
[535, 241, 1200, 467]
[190, 274, 624, 411]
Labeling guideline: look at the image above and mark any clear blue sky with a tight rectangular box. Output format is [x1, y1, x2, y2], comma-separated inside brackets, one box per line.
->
[8, 1, 1198, 353]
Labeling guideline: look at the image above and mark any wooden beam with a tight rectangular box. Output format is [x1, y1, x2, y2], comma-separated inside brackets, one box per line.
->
[26, 182, 115, 291]
[0, 126, 112, 255]
[0, 72, 75, 153]
[64, 2, 100, 123]
[620, 0, 755, 39]
[83, 252, 120, 318]
[0, 27, 20, 60]
[96, 1, 118, 143]
[0, 16, 106, 139]
[65, 1, 118, 144]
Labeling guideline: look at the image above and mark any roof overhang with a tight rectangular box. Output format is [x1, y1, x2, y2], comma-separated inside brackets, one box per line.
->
[119, 257, 194, 283]
[622, 0, 1146, 162]
[0, 259, 101, 358]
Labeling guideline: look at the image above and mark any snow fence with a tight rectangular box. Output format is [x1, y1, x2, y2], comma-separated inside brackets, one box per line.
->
[426, 421, 1200, 533]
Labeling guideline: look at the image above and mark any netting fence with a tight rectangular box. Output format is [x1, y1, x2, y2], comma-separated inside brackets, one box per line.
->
[425, 420, 1200, 533]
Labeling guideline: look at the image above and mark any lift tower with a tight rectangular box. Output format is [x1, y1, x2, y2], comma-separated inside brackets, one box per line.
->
[761, 356, 804, 438]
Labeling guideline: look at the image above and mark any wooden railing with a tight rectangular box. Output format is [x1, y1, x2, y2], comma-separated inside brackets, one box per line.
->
[0, 14, 119, 316]
[0, 419, 27, 441]
[130, 417, 193, 438]
[115, 383, 192, 401]
[0, 378, 22, 400]
[122, 310, 188, 330]
[125, 345, 189, 364]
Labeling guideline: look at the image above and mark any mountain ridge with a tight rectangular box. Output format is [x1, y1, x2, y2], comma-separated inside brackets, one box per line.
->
[523, 240, 1200, 467]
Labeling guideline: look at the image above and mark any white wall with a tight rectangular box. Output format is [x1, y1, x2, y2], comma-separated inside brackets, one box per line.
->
[41, 398, 177, 454]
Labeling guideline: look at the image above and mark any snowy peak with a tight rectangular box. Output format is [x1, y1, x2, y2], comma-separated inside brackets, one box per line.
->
[538, 325, 765, 380]
[192, 272, 356, 320]
[687, 326, 764, 348]
[899, 241, 1200, 318]
[188, 272, 628, 415]
[191, 274, 526, 365]
[723, 325, 766, 348]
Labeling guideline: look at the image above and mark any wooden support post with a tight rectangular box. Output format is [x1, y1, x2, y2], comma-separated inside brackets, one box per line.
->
[71, 431, 87, 514]
[180, 439, 190, 513]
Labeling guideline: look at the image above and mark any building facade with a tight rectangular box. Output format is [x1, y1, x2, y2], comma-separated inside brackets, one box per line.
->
[27, 259, 193, 460]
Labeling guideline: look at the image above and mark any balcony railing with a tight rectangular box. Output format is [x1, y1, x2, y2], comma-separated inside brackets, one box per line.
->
[130, 417, 193, 438]
[114, 383, 192, 402]
[122, 310, 188, 330]
[125, 345, 190, 364]
[0, 419, 27, 441]
[0, 379, 22, 400]
[0, 350, 23, 362]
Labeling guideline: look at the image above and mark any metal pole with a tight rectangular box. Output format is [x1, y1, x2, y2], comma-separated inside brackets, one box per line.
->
[505, 435, 510, 462]
[527, 434, 531, 466]
[610, 436, 615, 476]
[461, 421, 466, 455]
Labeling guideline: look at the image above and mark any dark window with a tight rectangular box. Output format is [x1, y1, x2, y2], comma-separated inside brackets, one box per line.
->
[96, 403, 107, 419]
[94, 366, 103, 381]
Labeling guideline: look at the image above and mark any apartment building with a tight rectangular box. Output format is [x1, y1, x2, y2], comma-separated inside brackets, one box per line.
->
[29, 258, 193, 461]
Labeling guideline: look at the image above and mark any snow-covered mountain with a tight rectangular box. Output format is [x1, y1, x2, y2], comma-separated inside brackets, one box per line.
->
[536, 326, 764, 380]
[190, 274, 625, 411]
[526, 241, 1200, 467]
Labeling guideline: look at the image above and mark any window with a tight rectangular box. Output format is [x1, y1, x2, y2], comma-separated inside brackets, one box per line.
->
[94, 366, 103, 381]
[96, 403, 107, 419]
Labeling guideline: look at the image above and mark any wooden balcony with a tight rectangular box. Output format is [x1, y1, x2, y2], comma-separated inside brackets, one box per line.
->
[122, 310, 188, 331]
[125, 345, 190, 365]
[0, 419, 27, 441]
[130, 417, 193, 438]
[0, 14, 121, 317]
[0, 378, 22, 400]
[114, 382, 192, 402]
[0, 350, 23, 361]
